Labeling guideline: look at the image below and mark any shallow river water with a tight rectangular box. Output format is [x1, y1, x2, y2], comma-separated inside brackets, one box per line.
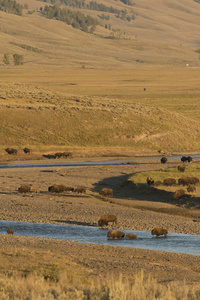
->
[0, 220, 199, 255]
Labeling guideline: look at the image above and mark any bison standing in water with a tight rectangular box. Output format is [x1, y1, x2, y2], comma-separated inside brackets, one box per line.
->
[98, 214, 117, 227]
[107, 230, 125, 239]
[7, 228, 14, 235]
[151, 227, 168, 237]
[161, 157, 167, 164]
[99, 188, 113, 197]
[125, 233, 137, 239]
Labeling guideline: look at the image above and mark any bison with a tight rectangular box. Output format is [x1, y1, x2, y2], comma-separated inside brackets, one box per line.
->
[154, 180, 162, 187]
[147, 177, 154, 186]
[107, 230, 125, 239]
[23, 147, 31, 154]
[188, 177, 199, 185]
[163, 178, 176, 186]
[178, 165, 185, 172]
[18, 184, 31, 193]
[98, 214, 117, 227]
[173, 189, 185, 200]
[125, 233, 137, 239]
[187, 184, 196, 193]
[7, 228, 14, 235]
[151, 227, 168, 237]
[181, 156, 193, 163]
[48, 185, 68, 193]
[178, 176, 189, 186]
[74, 187, 86, 194]
[161, 157, 167, 164]
[55, 152, 72, 158]
[5, 148, 17, 155]
[99, 188, 113, 197]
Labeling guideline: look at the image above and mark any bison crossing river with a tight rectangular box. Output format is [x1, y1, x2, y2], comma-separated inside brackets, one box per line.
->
[0, 220, 199, 255]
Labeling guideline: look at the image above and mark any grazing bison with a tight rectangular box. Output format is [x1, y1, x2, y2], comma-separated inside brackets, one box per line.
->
[7, 228, 14, 235]
[98, 214, 117, 227]
[125, 233, 137, 239]
[99, 188, 113, 197]
[48, 185, 68, 193]
[146, 177, 154, 186]
[151, 227, 168, 237]
[163, 178, 176, 186]
[5, 148, 17, 155]
[23, 147, 31, 154]
[161, 157, 167, 164]
[178, 176, 189, 186]
[173, 189, 185, 200]
[75, 187, 86, 194]
[188, 177, 199, 185]
[107, 230, 125, 239]
[154, 180, 162, 187]
[18, 184, 31, 193]
[43, 154, 56, 159]
[187, 184, 196, 193]
[178, 165, 185, 172]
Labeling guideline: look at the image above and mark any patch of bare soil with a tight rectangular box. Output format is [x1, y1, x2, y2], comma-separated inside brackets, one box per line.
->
[0, 150, 200, 286]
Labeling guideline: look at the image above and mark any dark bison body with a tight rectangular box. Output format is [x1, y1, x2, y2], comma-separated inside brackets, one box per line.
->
[48, 185, 73, 193]
[5, 148, 17, 155]
[178, 176, 199, 186]
[99, 188, 113, 197]
[18, 184, 31, 193]
[147, 177, 154, 186]
[181, 156, 193, 163]
[163, 178, 176, 186]
[151, 227, 168, 237]
[7, 228, 14, 235]
[161, 157, 167, 164]
[74, 187, 86, 194]
[107, 230, 125, 239]
[125, 233, 137, 239]
[98, 214, 117, 227]
[178, 165, 185, 172]
[23, 147, 31, 154]
[154, 181, 162, 186]
[173, 189, 185, 200]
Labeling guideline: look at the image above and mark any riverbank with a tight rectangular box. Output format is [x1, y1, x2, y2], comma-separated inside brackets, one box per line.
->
[0, 153, 200, 288]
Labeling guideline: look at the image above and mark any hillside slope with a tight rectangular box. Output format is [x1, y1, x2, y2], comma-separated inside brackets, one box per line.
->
[0, 0, 200, 68]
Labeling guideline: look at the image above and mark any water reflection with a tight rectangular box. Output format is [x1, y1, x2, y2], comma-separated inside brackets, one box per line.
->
[0, 220, 199, 255]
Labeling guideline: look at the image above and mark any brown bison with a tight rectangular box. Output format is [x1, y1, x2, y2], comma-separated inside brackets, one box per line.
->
[74, 187, 86, 194]
[125, 233, 137, 239]
[178, 165, 185, 172]
[23, 147, 31, 154]
[7, 228, 14, 235]
[161, 157, 167, 164]
[99, 188, 113, 197]
[154, 181, 162, 186]
[173, 189, 185, 200]
[18, 184, 31, 193]
[151, 227, 168, 237]
[163, 178, 176, 186]
[147, 177, 154, 186]
[188, 177, 199, 185]
[5, 148, 17, 155]
[98, 214, 117, 227]
[107, 230, 125, 239]
[48, 185, 68, 193]
[178, 176, 189, 186]
[55, 152, 72, 158]
[187, 184, 196, 193]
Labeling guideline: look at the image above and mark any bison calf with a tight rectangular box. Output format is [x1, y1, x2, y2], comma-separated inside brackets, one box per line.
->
[99, 188, 113, 197]
[151, 227, 168, 237]
[187, 184, 196, 193]
[98, 214, 117, 227]
[107, 230, 125, 239]
[75, 187, 86, 194]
